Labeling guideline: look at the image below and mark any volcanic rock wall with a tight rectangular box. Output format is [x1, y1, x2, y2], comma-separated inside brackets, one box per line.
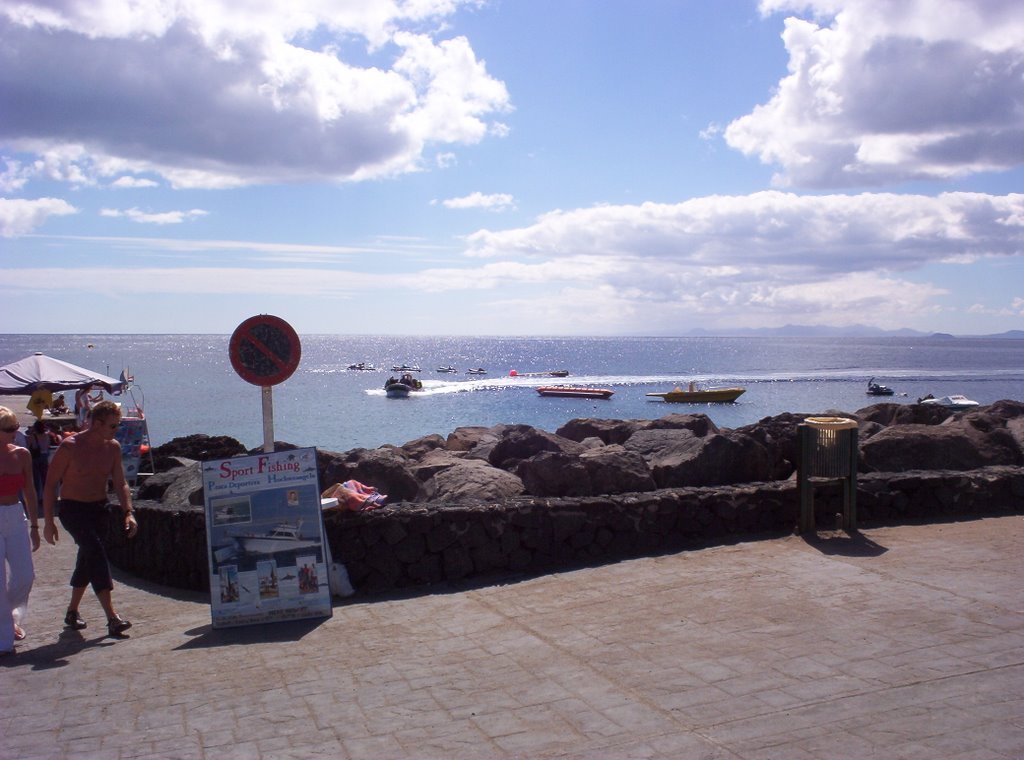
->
[109, 465, 1024, 594]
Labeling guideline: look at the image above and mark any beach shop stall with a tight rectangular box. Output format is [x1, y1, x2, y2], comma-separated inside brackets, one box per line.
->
[0, 352, 154, 483]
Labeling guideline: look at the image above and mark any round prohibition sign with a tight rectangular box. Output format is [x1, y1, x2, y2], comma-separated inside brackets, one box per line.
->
[229, 315, 301, 386]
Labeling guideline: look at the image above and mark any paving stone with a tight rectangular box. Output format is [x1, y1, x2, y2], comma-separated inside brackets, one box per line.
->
[2, 515, 1022, 758]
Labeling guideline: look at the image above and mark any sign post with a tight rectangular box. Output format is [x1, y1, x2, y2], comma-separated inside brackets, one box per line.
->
[229, 315, 301, 453]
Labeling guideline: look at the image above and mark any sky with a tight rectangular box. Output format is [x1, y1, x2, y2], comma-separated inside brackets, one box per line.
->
[1, 0, 1023, 336]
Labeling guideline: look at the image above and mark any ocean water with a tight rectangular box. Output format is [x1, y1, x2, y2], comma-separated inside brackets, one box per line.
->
[2, 334, 1023, 453]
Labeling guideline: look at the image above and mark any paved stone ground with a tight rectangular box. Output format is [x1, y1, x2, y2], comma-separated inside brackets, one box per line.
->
[2, 515, 1023, 759]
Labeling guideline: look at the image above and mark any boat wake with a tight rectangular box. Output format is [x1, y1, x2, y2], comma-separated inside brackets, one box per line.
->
[363, 367, 1024, 397]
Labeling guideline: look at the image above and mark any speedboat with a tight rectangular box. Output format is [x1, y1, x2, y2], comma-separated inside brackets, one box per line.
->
[385, 383, 410, 398]
[646, 382, 745, 403]
[466, 367, 487, 375]
[536, 386, 614, 400]
[232, 522, 319, 554]
[347, 362, 376, 371]
[436, 365, 457, 373]
[385, 373, 423, 398]
[509, 369, 570, 378]
[918, 394, 979, 410]
[391, 364, 420, 372]
[866, 377, 894, 396]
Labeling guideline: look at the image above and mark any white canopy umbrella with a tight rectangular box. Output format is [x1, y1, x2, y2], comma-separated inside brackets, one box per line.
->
[0, 352, 126, 395]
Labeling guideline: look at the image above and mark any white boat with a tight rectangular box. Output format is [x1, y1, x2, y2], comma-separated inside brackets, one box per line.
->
[918, 394, 980, 410]
[436, 365, 457, 373]
[466, 367, 487, 375]
[233, 522, 319, 554]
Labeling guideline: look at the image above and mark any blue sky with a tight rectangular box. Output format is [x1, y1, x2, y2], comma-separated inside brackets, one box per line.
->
[2, 0, 1022, 336]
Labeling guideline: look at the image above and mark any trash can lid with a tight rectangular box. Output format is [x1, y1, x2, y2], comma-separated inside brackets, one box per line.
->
[804, 416, 858, 430]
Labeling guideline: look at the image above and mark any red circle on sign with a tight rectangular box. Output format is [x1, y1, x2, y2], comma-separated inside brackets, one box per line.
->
[229, 315, 301, 386]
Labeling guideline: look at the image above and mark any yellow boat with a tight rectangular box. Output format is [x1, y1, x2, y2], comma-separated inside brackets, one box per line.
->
[646, 382, 745, 403]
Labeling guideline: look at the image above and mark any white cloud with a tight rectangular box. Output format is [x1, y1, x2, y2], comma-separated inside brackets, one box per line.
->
[111, 176, 159, 189]
[8, 190, 1015, 329]
[466, 191, 1024, 267]
[3, 266, 382, 297]
[746, 271, 945, 317]
[726, 0, 1024, 187]
[439, 191, 516, 211]
[699, 123, 722, 141]
[0, 214, 1003, 332]
[0, 0, 509, 188]
[0, 158, 31, 192]
[0, 197, 77, 237]
[392, 32, 511, 147]
[458, 191, 1021, 325]
[100, 207, 209, 225]
[35, 234, 386, 257]
[967, 300, 1024, 317]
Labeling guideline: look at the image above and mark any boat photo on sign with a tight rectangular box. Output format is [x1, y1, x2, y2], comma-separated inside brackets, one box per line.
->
[202, 447, 331, 629]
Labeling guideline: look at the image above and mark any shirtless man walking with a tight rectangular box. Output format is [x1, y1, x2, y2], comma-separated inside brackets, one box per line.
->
[43, 400, 137, 637]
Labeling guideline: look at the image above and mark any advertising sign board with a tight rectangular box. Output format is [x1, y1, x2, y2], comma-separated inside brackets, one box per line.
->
[202, 447, 332, 628]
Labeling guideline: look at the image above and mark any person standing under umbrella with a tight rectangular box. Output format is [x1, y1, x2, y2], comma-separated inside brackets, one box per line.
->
[26, 420, 53, 498]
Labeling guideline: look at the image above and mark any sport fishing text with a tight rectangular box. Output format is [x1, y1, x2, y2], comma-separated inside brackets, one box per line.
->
[219, 457, 301, 480]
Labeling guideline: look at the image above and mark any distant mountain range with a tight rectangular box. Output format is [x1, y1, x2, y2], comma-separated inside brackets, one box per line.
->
[685, 324, 1024, 339]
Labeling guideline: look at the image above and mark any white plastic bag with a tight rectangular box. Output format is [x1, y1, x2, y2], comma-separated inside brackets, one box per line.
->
[329, 562, 355, 597]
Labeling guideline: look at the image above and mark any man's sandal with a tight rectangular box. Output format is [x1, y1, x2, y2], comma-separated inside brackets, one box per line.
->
[64, 609, 87, 630]
[107, 616, 132, 637]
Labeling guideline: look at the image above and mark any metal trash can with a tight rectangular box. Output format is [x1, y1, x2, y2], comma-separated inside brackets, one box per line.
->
[797, 416, 859, 533]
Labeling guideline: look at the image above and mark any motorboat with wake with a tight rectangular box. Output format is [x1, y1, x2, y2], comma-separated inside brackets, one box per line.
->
[385, 373, 424, 398]
[436, 365, 457, 373]
[466, 368, 487, 375]
[646, 382, 745, 403]
[391, 364, 421, 372]
[536, 386, 614, 400]
[866, 377, 895, 396]
[509, 369, 569, 378]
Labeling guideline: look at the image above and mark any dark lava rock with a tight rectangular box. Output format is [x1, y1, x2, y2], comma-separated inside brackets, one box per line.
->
[152, 434, 247, 470]
[421, 459, 525, 503]
[625, 428, 771, 487]
[860, 423, 1022, 472]
[487, 425, 586, 471]
[855, 402, 954, 426]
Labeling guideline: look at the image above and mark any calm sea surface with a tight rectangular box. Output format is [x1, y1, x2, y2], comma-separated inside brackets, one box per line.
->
[2, 334, 1022, 452]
